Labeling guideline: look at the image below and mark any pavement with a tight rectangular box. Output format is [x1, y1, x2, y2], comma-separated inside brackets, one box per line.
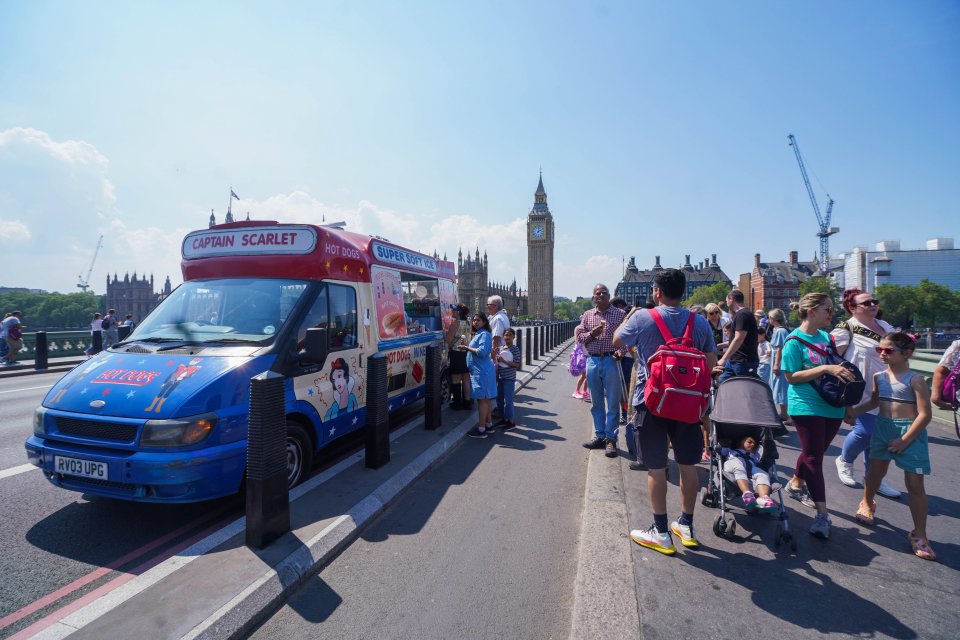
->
[8, 344, 960, 639]
[17, 342, 573, 640]
[616, 403, 960, 639]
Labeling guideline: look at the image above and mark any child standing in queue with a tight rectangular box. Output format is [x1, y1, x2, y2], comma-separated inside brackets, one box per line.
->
[495, 328, 522, 429]
[847, 331, 936, 560]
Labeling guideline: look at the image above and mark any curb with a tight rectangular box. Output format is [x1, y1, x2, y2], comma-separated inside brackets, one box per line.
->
[0, 362, 83, 379]
[191, 340, 573, 640]
[568, 449, 640, 640]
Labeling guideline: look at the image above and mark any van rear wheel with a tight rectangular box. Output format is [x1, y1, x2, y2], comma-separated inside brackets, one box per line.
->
[286, 422, 313, 488]
[440, 370, 452, 406]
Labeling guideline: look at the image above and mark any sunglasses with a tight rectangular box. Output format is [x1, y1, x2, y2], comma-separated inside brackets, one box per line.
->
[875, 346, 903, 355]
[857, 299, 879, 307]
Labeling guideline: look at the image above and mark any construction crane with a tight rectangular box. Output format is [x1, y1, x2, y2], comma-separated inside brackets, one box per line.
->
[77, 235, 104, 292]
[788, 134, 837, 274]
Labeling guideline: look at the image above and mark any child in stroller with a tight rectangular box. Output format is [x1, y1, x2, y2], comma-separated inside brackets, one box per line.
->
[702, 376, 795, 549]
[722, 435, 778, 515]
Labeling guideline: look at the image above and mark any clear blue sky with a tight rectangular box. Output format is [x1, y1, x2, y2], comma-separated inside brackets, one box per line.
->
[1, 1, 958, 300]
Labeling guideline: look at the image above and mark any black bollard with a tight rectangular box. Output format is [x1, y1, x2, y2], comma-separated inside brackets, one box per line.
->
[34, 331, 48, 371]
[533, 326, 539, 361]
[515, 329, 523, 367]
[424, 343, 442, 430]
[91, 330, 103, 355]
[524, 327, 532, 365]
[118, 325, 131, 341]
[540, 325, 546, 357]
[246, 371, 290, 549]
[366, 354, 390, 469]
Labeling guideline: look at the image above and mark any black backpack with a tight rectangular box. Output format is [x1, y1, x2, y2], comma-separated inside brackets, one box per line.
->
[101, 315, 111, 330]
[785, 335, 865, 407]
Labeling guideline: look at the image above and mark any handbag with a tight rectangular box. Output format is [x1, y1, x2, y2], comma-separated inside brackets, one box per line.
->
[785, 335, 865, 408]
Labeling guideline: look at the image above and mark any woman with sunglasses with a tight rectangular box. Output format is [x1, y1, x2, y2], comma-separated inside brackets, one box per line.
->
[782, 293, 856, 540]
[830, 289, 901, 499]
[464, 312, 498, 438]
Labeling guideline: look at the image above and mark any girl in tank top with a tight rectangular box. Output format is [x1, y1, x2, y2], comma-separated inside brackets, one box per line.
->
[844, 331, 936, 560]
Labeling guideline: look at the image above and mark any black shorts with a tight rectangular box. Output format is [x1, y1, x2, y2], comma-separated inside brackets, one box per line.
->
[448, 349, 469, 374]
[634, 405, 704, 469]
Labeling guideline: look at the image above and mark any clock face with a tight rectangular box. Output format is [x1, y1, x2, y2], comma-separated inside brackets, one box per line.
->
[531, 224, 545, 239]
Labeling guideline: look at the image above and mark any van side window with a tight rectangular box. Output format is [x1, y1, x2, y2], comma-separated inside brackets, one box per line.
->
[328, 284, 358, 349]
[297, 284, 358, 351]
[296, 288, 328, 349]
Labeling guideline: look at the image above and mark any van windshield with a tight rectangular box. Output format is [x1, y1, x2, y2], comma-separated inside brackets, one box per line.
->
[130, 278, 310, 344]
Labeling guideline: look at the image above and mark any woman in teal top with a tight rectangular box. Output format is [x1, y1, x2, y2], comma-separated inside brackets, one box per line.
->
[781, 293, 857, 541]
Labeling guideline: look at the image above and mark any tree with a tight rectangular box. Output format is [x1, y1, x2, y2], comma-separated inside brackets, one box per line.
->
[0, 291, 104, 329]
[912, 280, 960, 330]
[685, 281, 732, 308]
[874, 284, 915, 328]
[554, 297, 594, 321]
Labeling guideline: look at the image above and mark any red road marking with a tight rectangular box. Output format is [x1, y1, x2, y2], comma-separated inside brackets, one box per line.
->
[0, 505, 230, 634]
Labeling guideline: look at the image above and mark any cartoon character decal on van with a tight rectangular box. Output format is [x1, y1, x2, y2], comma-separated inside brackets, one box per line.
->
[145, 358, 203, 412]
[324, 357, 359, 420]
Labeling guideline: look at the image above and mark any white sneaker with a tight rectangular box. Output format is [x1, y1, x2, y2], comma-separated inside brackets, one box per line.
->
[809, 512, 832, 540]
[835, 457, 858, 487]
[877, 480, 901, 499]
[630, 525, 676, 555]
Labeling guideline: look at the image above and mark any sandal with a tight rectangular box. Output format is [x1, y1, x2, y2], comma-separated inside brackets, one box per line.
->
[909, 531, 937, 561]
[855, 499, 877, 525]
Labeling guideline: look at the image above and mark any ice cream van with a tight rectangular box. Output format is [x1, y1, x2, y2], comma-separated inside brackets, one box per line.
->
[25, 220, 457, 502]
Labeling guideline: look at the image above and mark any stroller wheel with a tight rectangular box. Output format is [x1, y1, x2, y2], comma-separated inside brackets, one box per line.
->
[724, 516, 737, 539]
[713, 514, 726, 537]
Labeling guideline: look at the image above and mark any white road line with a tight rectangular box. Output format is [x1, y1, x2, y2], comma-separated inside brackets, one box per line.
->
[0, 463, 39, 480]
[0, 385, 50, 394]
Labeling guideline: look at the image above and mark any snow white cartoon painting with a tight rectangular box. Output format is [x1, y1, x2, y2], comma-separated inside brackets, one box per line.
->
[324, 357, 358, 420]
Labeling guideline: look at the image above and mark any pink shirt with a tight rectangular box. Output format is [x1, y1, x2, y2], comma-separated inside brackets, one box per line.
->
[576, 306, 626, 355]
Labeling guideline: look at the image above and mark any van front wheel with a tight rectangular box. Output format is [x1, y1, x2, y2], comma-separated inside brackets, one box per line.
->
[286, 422, 314, 488]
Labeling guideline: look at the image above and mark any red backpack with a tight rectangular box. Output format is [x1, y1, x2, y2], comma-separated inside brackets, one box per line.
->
[644, 308, 712, 423]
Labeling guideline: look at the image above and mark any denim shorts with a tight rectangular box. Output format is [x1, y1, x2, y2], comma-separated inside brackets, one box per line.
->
[634, 405, 704, 469]
[870, 415, 931, 475]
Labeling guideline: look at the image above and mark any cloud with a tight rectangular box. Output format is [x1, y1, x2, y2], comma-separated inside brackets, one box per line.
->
[0, 219, 31, 242]
[0, 129, 556, 301]
[231, 191, 530, 286]
[0, 127, 121, 291]
[555, 254, 623, 300]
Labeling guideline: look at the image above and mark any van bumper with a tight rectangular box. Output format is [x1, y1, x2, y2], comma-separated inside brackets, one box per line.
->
[24, 436, 246, 503]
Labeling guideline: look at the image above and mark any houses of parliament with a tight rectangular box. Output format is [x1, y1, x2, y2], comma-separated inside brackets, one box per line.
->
[456, 174, 555, 320]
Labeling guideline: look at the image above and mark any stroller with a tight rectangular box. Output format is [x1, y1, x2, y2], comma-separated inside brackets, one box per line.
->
[700, 376, 796, 551]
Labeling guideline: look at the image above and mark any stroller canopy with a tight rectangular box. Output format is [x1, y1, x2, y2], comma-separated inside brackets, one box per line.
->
[712, 376, 787, 436]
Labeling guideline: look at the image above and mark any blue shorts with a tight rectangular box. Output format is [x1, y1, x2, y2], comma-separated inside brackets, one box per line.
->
[869, 416, 931, 475]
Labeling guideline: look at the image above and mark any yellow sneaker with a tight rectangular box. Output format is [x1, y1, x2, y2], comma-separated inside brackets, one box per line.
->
[670, 521, 700, 548]
[630, 526, 676, 555]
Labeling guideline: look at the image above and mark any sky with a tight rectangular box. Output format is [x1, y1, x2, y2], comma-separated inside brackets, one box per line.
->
[1, 1, 958, 301]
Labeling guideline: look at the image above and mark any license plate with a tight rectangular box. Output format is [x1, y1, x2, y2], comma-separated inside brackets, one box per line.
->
[54, 456, 109, 480]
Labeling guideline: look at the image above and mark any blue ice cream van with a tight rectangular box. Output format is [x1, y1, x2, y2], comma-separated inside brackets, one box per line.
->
[25, 220, 457, 502]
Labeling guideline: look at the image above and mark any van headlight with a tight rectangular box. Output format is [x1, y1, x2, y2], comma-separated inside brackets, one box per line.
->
[141, 414, 217, 447]
[33, 407, 47, 436]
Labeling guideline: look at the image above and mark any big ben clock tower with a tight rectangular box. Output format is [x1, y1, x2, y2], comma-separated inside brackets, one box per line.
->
[527, 172, 555, 320]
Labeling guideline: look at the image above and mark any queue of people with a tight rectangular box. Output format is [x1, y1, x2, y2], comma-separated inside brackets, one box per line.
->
[85, 309, 137, 356]
[0, 308, 139, 365]
[561, 271, 944, 562]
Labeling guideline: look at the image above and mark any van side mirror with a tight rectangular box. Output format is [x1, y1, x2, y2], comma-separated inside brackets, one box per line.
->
[302, 327, 328, 364]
